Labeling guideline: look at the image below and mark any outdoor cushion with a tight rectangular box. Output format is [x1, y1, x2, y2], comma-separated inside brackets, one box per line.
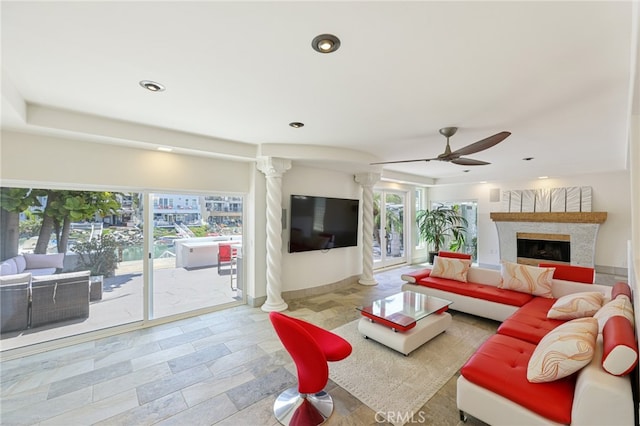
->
[461, 333, 575, 425]
[0, 258, 18, 276]
[497, 297, 564, 344]
[13, 255, 27, 273]
[24, 253, 64, 270]
[527, 317, 598, 383]
[499, 261, 555, 298]
[417, 276, 533, 307]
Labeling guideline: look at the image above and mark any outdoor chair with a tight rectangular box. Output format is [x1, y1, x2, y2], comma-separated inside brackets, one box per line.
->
[217, 243, 238, 277]
[269, 311, 352, 425]
[0, 272, 32, 333]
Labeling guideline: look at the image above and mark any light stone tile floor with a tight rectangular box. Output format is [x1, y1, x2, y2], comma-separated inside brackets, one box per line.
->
[0, 265, 495, 425]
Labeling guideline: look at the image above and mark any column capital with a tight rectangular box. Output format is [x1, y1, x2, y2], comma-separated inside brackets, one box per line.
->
[354, 172, 381, 187]
[257, 157, 292, 177]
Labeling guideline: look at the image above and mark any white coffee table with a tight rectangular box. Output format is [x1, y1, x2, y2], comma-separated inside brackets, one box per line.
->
[356, 291, 453, 356]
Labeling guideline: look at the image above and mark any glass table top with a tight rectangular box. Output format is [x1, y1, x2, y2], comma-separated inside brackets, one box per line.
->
[356, 291, 452, 328]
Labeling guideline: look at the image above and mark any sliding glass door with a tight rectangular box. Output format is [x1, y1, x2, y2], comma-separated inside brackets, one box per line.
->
[373, 190, 407, 268]
[0, 187, 244, 352]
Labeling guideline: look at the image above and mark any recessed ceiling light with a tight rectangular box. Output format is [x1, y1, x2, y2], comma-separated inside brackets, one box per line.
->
[140, 80, 165, 92]
[289, 122, 304, 128]
[463, 169, 470, 173]
[312, 34, 341, 53]
[522, 157, 534, 161]
[157, 147, 173, 152]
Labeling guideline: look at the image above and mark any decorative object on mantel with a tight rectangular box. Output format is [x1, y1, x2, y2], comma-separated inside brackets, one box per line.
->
[499, 186, 592, 213]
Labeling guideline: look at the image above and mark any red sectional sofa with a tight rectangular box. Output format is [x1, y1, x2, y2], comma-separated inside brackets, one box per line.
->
[401, 253, 637, 425]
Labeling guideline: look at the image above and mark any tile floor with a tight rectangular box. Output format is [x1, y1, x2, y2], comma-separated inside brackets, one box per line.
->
[0, 265, 494, 425]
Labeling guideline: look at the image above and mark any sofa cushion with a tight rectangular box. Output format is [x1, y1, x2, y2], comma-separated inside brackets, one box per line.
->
[497, 297, 564, 344]
[0, 272, 32, 287]
[538, 263, 595, 284]
[13, 255, 27, 273]
[417, 276, 533, 307]
[430, 256, 471, 282]
[461, 333, 575, 424]
[602, 316, 638, 376]
[527, 317, 598, 383]
[499, 261, 555, 298]
[23, 253, 64, 270]
[611, 282, 632, 301]
[0, 258, 18, 276]
[593, 297, 635, 333]
[437, 251, 472, 260]
[547, 291, 604, 320]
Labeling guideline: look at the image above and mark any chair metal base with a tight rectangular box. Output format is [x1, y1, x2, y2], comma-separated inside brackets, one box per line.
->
[273, 387, 334, 425]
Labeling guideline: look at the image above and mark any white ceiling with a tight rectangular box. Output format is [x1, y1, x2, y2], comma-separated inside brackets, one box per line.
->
[2, 1, 639, 185]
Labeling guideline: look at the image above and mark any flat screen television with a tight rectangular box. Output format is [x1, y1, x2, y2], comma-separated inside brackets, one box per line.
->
[289, 195, 360, 253]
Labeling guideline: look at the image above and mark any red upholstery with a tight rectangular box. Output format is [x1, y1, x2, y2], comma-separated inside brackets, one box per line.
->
[602, 316, 639, 376]
[461, 333, 576, 425]
[402, 269, 432, 283]
[416, 276, 533, 307]
[538, 263, 595, 284]
[269, 312, 352, 394]
[497, 297, 564, 344]
[611, 282, 632, 300]
[360, 311, 416, 332]
[438, 251, 472, 260]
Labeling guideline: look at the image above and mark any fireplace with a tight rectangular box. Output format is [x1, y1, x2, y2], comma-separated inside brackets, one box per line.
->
[490, 212, 607, 267]
[516, 232, 570, 265]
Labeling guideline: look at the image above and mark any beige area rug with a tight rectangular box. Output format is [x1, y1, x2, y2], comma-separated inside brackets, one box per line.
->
[329, 316, 494, 426]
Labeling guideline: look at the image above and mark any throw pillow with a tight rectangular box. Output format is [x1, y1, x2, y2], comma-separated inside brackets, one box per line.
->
[430, 256, 471, 283]
[593, 297, 635, 333]
[527, 317, 598, 383]
[499, 261, 555, 298]
[547, 292, 604, 320]
[602, 316, 639, 376]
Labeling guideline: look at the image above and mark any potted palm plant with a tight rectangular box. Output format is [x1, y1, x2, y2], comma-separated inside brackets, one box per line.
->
[416, 204, 468, 264]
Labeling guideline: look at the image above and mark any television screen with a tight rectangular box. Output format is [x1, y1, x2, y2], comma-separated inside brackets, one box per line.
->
[289, 195, 360, 253]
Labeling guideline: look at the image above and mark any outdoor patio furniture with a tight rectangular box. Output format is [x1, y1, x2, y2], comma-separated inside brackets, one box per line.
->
[0, 272, 32, 333]
[30, 271, 90, 328]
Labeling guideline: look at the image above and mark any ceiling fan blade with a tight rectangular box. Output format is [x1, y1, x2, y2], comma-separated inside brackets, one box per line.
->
[370, 158, 434, 165]
[451, 157, 490, 166]
[451, 131, 511, 156]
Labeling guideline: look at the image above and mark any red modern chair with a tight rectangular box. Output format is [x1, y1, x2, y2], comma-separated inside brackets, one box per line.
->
[269, 311, 352, 425]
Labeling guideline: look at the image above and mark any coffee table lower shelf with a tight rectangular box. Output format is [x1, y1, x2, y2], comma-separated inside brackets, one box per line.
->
[357, 312, 452, 356]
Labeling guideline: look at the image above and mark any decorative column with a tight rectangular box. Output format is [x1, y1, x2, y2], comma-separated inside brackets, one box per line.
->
[257, 157, 291, 312]
[355, 172, 381, 285]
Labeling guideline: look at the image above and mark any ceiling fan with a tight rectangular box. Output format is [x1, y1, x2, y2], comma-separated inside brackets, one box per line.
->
[371, 127, 511, 166]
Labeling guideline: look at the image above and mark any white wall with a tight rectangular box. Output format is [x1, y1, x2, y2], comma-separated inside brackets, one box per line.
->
[0, 131, 252, 192]
[280, 165, 363, 291]
[428, 171, 631, 270]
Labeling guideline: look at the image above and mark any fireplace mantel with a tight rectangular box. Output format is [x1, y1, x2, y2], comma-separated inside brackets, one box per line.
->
[490, 212, 607, 224]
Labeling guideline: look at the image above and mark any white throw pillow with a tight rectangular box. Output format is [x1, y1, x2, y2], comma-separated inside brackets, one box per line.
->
[499, 261, 555, 298]
[527, 317, 598, 383]
[593, 297, 635, 333]
[430, 256, 471, 283]
[547, 292, 604, 320]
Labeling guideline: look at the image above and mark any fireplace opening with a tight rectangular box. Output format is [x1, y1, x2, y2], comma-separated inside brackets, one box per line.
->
[516, 233, 570, 264]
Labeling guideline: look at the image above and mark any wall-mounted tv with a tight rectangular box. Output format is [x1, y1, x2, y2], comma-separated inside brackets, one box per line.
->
[289, 195, 360, 253]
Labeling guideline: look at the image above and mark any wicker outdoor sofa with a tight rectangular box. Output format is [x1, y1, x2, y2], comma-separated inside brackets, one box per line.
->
[0, 270, 91, 333]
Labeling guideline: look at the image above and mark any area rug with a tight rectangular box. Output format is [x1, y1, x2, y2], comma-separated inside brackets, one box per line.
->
[329, 315, 494, 426]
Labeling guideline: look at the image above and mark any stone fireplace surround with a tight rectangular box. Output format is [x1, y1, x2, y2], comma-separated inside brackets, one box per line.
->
[490, 212, 607, 267]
